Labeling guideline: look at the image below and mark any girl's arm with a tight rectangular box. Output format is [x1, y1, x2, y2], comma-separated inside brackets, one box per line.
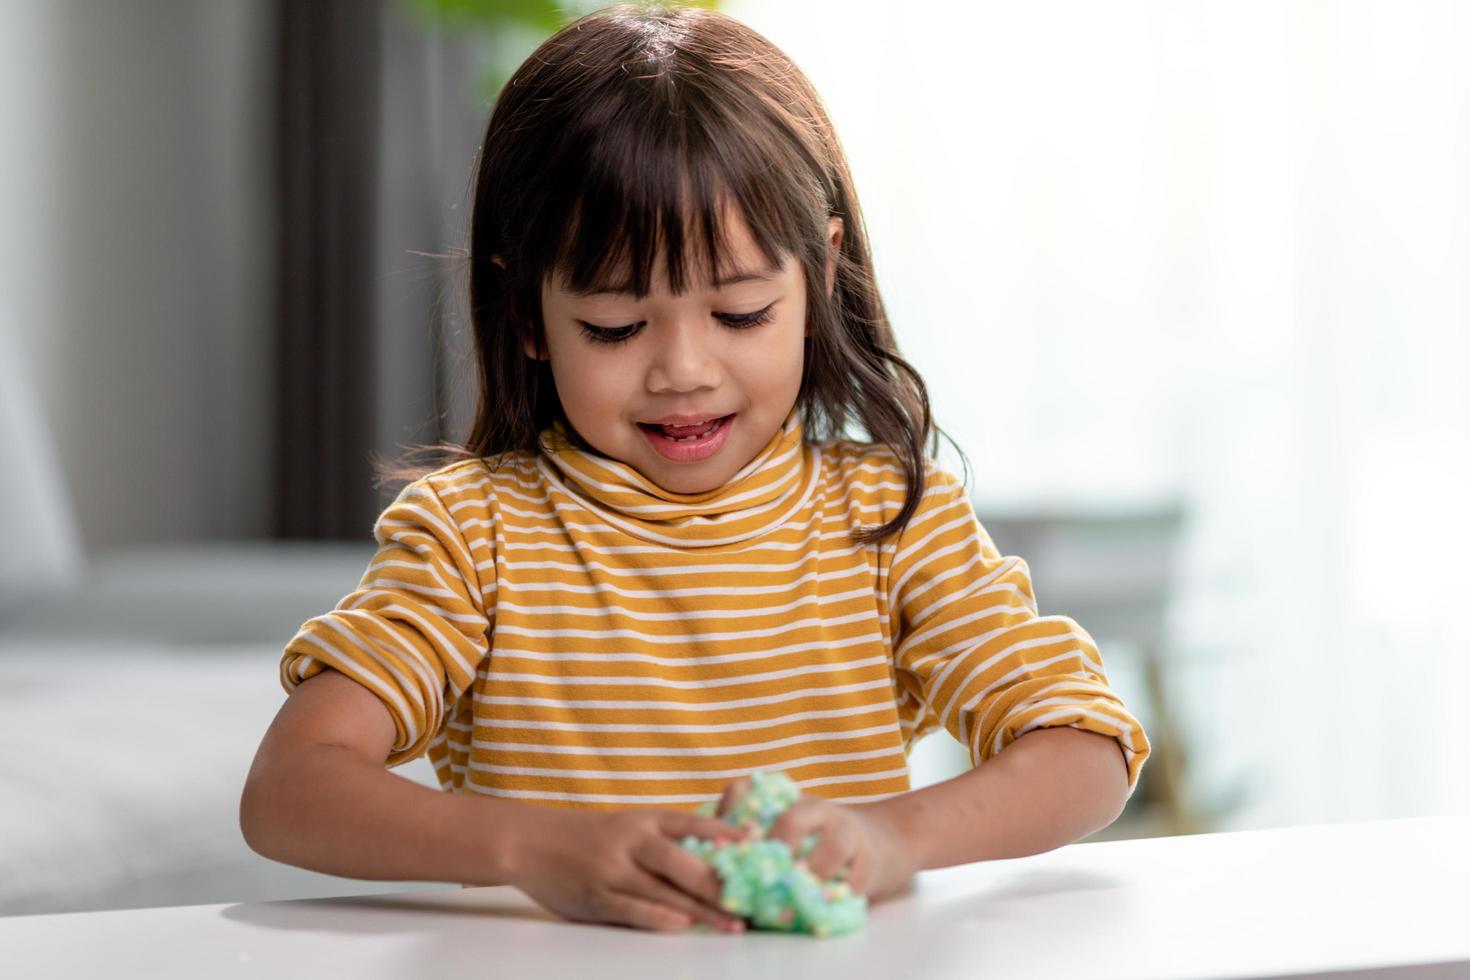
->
[865, 726, 1130, 870]
[239, 668, 746, 933]
[883, 467, 1150, 816]
[718, 726, 1128, 901]
[249, 481, 740, 930]
[239, 668, 520, 886]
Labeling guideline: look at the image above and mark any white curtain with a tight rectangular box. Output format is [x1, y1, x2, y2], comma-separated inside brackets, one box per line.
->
[728, 0, 1470, 828]
[0, 0, 83, 607]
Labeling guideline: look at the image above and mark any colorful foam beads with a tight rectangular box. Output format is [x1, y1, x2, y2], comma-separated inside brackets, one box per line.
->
[679, 770, 868, 938]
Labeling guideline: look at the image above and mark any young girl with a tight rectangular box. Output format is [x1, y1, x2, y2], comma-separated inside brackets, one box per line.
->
[241, 2, 1150, 935]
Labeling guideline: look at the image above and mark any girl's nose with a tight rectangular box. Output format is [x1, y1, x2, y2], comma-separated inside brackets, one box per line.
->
[646, 317, 721, 393]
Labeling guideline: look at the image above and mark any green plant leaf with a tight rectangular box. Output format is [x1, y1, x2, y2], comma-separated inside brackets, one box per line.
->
[393, 0, 726, 104]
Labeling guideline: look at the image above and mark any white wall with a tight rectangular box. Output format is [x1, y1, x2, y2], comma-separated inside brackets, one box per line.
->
[4, 0, 273, 553]
[725, 0, 1470, 829]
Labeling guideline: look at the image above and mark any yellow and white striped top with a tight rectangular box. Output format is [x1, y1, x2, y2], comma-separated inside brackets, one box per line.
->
[280, 409, 1150, 809]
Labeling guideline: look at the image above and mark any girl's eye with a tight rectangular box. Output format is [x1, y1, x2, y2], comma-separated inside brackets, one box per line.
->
[577, 304, 776, 345]
[578, 322, 641, 344]
[716, 303, 777, 330]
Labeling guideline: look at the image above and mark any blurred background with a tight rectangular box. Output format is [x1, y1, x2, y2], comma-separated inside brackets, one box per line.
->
[2, 0, 1467, 917]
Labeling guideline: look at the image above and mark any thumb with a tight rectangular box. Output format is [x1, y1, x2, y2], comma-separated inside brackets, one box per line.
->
[716, 776, 752, 819]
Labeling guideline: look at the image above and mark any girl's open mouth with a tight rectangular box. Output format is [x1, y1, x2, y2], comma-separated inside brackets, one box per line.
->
[637, 414, 735, 462]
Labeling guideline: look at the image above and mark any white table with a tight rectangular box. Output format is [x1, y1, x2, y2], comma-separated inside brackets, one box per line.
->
[3, 815, 1466, 979]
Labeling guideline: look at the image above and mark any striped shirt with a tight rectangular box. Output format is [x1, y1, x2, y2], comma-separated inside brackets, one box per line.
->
[279, 409, 1150, 809]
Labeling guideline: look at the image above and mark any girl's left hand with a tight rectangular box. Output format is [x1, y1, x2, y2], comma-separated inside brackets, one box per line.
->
[714, 777, 920, 902]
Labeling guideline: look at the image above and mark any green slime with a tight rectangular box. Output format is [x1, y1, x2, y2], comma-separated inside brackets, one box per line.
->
[680, 770, 868, 938]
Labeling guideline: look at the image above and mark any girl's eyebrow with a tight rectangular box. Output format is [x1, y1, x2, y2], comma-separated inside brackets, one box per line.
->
[570, 263, 779, 298]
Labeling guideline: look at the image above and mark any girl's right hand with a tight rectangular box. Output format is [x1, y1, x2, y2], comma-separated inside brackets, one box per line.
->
[507, 806, 750, 933]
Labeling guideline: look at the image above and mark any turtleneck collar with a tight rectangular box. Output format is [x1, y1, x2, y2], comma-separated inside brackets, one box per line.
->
[535, 409, 817, 548]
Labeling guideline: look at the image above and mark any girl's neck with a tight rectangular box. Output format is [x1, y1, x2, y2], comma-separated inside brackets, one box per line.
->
[535, 408, 814, 547]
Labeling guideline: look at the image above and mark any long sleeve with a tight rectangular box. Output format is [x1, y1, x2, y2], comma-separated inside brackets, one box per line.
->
[885, 466, 1151, 797]
[279, 478, 493, 767]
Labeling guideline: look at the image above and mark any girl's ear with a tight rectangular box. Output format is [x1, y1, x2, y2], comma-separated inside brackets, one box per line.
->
[490, 254, 506, 270]
[527, 265, 550, 361]
[523, 330, 548, 361]
[825, 216, 844, 298]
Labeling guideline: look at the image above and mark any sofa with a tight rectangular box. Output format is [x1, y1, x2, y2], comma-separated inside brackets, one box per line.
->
[0, 540, 452, 916]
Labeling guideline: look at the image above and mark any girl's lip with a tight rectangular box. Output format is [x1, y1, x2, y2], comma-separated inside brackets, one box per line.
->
[639, 414, 735, 462]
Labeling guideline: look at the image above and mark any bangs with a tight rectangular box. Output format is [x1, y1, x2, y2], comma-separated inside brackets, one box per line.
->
[531, 77, 820, 299]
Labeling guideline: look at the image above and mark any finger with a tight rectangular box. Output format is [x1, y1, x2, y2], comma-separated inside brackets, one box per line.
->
[620, 868, 743, 932]
[803, 821, 854, 881]
[636, 836, 731, 912]
[767, 797, 821, 849]
[845, 849, 871, 897]
[661, 809, 749, 843]
[602, 890, 693, 933]
[716, 777, 751, 819]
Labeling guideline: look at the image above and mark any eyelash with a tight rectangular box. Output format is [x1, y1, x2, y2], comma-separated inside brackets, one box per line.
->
[577, 304, 777, 345]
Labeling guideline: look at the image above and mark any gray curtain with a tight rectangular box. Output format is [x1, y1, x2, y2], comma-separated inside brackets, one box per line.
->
[272, 1, 485, 539]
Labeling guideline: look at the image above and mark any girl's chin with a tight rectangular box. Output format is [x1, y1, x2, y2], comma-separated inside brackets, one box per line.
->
[643, 461, 731, 494]
[640, 454, 744, 496]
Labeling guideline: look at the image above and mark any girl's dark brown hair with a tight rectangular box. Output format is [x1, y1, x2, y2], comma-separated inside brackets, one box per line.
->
[377, 1, 968, 546]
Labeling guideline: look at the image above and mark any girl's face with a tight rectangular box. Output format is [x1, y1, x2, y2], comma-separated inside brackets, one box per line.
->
[536, 211, 841, 495]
